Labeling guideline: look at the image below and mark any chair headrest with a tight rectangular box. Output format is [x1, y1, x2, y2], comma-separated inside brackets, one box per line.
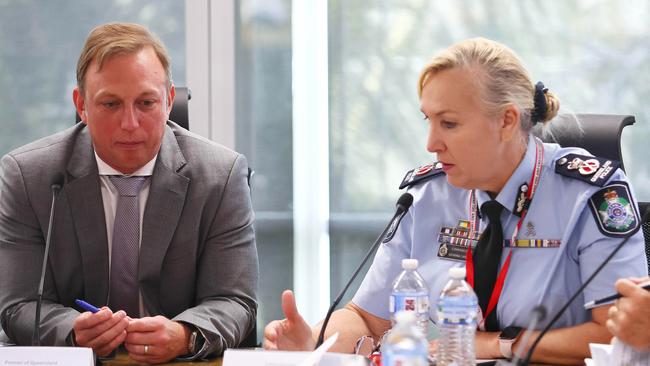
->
[169, 86, 191, 130]
[534, 114, 635, 171]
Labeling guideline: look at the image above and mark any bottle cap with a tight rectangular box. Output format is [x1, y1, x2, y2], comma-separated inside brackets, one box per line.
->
[401, 258, 419, 270]
[449, 266, 466, 279]
[394, 310, 417, 324]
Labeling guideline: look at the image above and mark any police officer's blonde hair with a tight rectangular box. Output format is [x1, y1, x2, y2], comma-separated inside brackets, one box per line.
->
[76, 22, 172, 96]
[418, 38, 560, 132]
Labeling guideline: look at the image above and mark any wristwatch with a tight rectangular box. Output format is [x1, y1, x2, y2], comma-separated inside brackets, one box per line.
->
[188, 329, 198, 354]
[498, 326, 522, 359]
[182, 323, 205, 356]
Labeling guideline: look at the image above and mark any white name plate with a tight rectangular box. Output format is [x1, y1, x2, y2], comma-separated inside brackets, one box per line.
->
[0, 346, 94, 366]
[223, 349, 368, 366]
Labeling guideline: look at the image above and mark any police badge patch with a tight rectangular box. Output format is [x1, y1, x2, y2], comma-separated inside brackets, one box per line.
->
[588, 181, 640, 237]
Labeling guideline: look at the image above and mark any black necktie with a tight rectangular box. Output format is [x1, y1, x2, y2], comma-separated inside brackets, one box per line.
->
[473, 200, 504, 331]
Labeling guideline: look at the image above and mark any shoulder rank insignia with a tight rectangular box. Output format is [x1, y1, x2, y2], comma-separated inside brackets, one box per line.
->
[555, 153, 620, 187]
[588, 181, 640, 237]
[399, 162, 445, 189]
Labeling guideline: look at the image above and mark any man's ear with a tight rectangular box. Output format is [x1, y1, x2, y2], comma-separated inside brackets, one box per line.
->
[500, 104, 521, 142]
[72, 87, 87, 124]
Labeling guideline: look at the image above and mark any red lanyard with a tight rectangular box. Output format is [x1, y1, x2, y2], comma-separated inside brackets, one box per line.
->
[465, 138, 544, 330]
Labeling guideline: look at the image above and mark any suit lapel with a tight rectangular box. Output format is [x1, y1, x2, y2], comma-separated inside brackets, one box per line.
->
[140, 126, 189, 314]
[65, 128, 110, 306]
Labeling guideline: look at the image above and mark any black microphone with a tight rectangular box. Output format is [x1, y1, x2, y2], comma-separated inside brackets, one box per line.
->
[315, 193, 414, 348]
[519, 207, 650, 365]
[32, 173, 64, 346]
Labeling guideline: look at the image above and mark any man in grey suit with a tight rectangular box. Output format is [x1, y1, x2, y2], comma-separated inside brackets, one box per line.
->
[0, 22, 258, 363]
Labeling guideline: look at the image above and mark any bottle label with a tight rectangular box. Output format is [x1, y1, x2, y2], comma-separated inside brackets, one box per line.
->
[437, 297, 478, 326]
[389, 293, 429, 315]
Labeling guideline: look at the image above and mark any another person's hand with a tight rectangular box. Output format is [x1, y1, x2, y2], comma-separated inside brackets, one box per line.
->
[606, 277, 650, 351]
[72, 307, 129, 357]
[124, 315, 190, 364]
[264, 290, 315, 351]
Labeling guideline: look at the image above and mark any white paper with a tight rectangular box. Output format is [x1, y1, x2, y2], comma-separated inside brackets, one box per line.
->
[588, 341, 650, 366]
[298, 332, 339, 366]
[0, 346, 94, 366]
[223, 333, 367, 366]
[589, 343, 613, 365]
[223, 350, 367, 366]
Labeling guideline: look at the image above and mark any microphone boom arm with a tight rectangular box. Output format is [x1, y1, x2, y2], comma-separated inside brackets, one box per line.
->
[315, 193, 413, 348]
[32, 183, 61, 346]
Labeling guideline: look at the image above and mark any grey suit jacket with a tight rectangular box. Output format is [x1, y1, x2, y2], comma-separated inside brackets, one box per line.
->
[0, 122, 258, 357]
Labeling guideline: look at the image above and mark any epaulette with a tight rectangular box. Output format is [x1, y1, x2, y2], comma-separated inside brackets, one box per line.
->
[554, 153, 620, 187]
[399, 162, 445, 189]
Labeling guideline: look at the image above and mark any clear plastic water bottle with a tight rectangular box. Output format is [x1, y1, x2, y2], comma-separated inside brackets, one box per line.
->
[389, 259, 430, 337]
[381, 311, 428, 366]
[436, 267, 478, 366]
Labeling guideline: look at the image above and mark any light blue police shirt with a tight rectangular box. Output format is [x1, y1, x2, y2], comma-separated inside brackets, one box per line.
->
[352, 136, 648, 330]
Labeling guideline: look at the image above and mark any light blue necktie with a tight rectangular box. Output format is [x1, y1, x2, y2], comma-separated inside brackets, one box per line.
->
[108, 176, 147, 318]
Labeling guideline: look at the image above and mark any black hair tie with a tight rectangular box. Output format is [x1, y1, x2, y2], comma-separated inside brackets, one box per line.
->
[531, 81, 548, 124]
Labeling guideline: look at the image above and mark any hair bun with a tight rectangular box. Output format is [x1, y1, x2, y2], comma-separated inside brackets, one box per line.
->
[531, 81, 560, 124]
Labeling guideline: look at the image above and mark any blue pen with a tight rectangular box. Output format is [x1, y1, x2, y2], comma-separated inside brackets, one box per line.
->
[75, 299, 100, 313]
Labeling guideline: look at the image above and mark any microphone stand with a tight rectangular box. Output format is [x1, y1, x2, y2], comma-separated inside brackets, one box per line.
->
[32, 183, 62, 346]
[315, 193, 413, 348]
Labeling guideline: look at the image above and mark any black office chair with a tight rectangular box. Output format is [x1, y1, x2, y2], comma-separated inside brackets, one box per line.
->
[534, 114, 634, 171]
[638, 202, 650, 271]
[169, 86, 191, 130]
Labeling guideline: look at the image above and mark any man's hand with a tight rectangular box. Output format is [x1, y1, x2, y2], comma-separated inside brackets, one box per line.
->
[72, 307, 129, 357]
[264, 290, 315, 351]
[606, 277, 650, 351]
[124, 315, 190, 364]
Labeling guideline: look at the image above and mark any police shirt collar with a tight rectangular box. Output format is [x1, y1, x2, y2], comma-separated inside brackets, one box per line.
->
[475, 134, 537, 215]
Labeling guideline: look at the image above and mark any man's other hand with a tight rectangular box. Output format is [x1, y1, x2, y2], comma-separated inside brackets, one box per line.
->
[124, 315, 190, 364]
[72, 307, 128, 357]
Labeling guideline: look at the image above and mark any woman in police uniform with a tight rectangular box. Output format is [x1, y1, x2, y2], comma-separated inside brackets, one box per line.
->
[264, 38, 648, 364]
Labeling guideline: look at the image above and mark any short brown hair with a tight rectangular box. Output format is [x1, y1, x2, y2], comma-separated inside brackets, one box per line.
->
[76, 22, 172, 95]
